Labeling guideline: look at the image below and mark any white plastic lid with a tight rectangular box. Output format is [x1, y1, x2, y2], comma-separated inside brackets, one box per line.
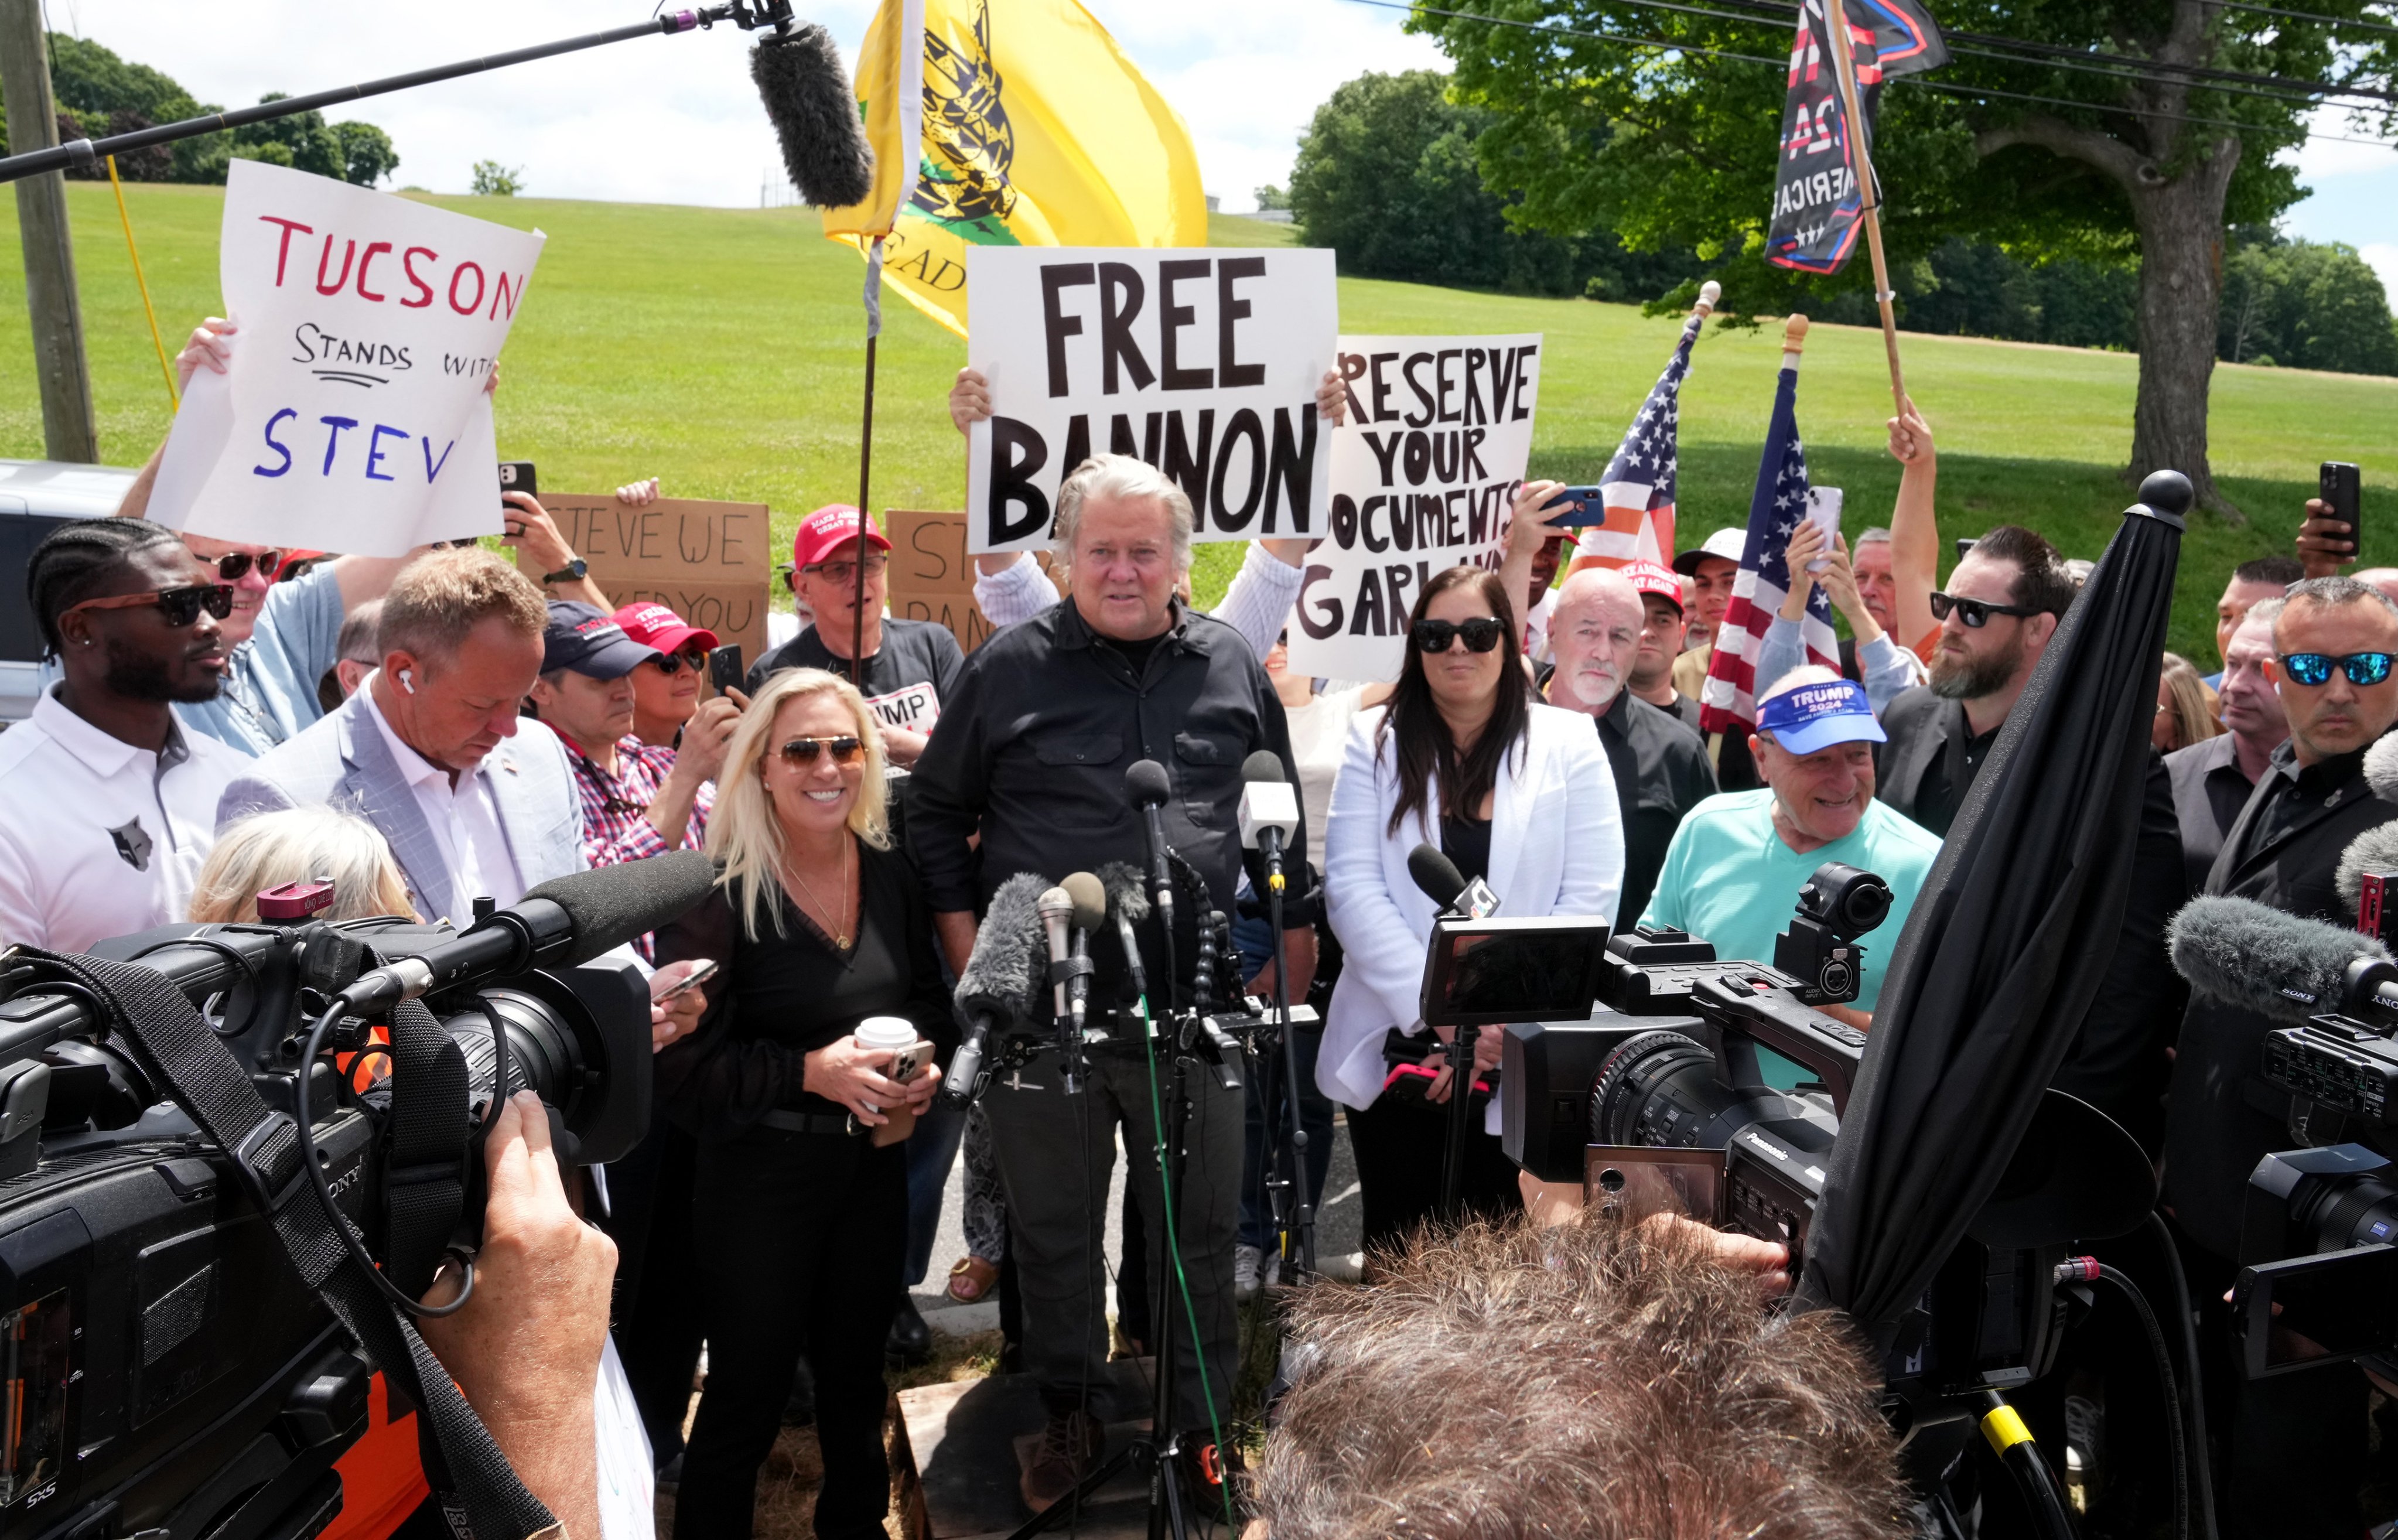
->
[854, 1016, 918, 1049]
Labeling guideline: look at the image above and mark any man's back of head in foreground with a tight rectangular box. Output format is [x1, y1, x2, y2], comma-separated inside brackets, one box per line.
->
[1253, 1213, 1909, 1540]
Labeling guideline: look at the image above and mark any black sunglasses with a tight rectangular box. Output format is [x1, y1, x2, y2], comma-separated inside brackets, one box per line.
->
[1411, 617, 1507, 654]
[777, 735, 865, 765]
[647, 644, 713, 675]
[1930, 590, 2043, 629]
[2279, 651, 2396, 688]
[212, 549, 285, 582]
[64, 583, 235, 629]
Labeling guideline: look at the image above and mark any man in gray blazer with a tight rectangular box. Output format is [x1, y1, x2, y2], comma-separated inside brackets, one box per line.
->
[217, 549, 581, 925]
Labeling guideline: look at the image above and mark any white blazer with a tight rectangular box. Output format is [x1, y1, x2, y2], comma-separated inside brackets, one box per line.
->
[1319, 702, 1624, 1131]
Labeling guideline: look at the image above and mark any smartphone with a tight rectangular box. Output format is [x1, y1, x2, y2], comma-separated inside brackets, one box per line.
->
[708, 644, 745, 697]
[1540, 486, 1608, 529]
[498, 460, 537, 510]
[2323, 461, 2363, 551]
[886, 1040, 932, 1086]
[652, 957, 719, 1003]
[1955, 537, 1978, 561]
[1802, 487, 1843, 572]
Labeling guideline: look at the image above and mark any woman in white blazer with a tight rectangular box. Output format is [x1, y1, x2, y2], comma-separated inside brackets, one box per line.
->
[1320, 566, 1623, 1248]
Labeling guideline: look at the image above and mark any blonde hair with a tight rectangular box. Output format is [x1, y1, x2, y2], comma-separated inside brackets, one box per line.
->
[189, 809, 415, 924]
[706, 667, 890, 941]
[378, 548, 545, 670]
[1053, 453, 1194, 573]
[2158, 652, 2222, 752]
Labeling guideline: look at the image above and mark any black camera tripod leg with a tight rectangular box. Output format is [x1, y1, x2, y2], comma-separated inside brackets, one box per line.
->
[1262, 882, 1316, 1279]
[1437, 1022, 1481, 1220]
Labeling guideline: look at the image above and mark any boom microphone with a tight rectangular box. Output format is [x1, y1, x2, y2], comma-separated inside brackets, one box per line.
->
[336, 850, 716, 1011]
[946, 872, 1050, 1107]
[1239, 750, 1300, 894]
[750, 24, 876, 209]
[2336, 820, 2398, 919]
[1099, 862, 1152, 1002]
[2366, 733, 2398, 804]
[2167, 894, 2397, 1024]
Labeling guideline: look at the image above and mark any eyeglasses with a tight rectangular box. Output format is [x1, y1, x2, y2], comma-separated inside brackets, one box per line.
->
[1930, 591, 2044, 629]
[777, 735, 865, 765]
[2279, 651, 2396, 688]
[805, 556, 889, 586]
[211, 549, 285, 583]
[647, 645, 713, 675]
[64, 583, 235, 629]
[1410, 617, 1507, 654]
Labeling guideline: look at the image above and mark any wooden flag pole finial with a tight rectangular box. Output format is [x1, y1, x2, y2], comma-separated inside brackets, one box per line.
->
[1693, 279, 1721, 319]
[1783, 313, 1811, 358]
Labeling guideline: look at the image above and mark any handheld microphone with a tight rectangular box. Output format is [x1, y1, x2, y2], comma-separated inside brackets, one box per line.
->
[1099, 862, 1152, 1002]
[1238, 750, 1300, 894]
[749, 24, 876, 209]
[1038, 886, 1077, 1022]
[1406, 842, 1500, 920]
[1060, 872, 1107, 1034]
[335, 850, 715, 1012]
[2168, 894, 2398, 1025]
[1125, 760, 1177, 929]
[945, 872, 1050, 1107]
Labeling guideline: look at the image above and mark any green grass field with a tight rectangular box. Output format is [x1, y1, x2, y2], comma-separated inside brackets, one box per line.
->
[5, 188, 2394, 663]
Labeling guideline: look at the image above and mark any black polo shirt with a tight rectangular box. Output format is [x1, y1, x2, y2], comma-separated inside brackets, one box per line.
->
[1579, 689, 1717, 929]
[1877, 688, 2001, 838]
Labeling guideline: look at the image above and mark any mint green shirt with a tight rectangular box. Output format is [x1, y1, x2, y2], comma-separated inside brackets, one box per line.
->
[1637, 789, 1943, 1014]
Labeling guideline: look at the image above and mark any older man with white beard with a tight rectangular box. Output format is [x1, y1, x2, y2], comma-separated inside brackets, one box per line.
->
[1543, 567, 1717, 928]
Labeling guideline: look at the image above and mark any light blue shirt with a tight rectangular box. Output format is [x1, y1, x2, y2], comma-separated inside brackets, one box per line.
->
[177, 564, 346, 756]
[1755, 617, 1923, 716]
[1637, 788, 1942, 1014]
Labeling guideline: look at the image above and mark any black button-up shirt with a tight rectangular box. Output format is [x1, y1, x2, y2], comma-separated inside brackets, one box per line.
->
[909, 597, 1311, 1006]
[1584, 689, 1717, 929]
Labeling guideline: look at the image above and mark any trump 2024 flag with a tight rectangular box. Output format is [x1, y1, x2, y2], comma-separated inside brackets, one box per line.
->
[1766, 0, 1947, 275]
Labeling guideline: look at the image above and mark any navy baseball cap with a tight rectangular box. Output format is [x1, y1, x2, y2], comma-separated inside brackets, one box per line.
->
[1756, 677, 1885, 754]
[542, 601, 661, 679]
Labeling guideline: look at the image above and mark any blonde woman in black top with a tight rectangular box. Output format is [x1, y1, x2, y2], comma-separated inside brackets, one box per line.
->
[654, 666, 951, 1540]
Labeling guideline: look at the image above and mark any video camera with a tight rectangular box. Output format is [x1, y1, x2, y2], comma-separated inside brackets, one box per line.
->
[0, 852, 703, 1540]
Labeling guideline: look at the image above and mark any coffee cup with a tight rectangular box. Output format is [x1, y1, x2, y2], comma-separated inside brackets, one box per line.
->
[855, 1016, 927, 1145]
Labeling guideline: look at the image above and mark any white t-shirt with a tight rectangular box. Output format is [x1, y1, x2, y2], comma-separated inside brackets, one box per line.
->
[0, 687, 241, 952]
[1282, 685, 1369, 845]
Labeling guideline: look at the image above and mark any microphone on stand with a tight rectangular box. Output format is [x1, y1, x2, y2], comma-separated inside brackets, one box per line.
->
[2169, 893, 2398, 1027]
[1408, 842, 1501, 920]
[1239, 752, 1300, 895]
[945, 873, 1051, 1108]
[1098, 862, 1153, 1005]
[1125, 760, 1178, 933]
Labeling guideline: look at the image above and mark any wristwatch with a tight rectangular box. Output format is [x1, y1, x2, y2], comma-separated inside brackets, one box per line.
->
[543, 558, 588, 584]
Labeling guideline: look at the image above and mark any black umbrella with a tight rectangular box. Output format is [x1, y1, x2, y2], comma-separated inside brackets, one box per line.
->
[1794, 472, 2187, 1335]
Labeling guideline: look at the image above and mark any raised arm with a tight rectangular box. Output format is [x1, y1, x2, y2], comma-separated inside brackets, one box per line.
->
[1885, 401, 1939, 659]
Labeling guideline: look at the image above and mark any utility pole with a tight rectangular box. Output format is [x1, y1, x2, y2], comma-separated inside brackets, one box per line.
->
[0, 0, 100, 463]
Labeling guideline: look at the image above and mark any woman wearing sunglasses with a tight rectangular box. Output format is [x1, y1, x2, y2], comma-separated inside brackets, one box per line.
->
[1318, 566, 1624, 1248]
[650, 667, 954, 1540]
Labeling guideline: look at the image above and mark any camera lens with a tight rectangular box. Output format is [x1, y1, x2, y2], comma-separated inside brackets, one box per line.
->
[443, 988, 588, 1123]
[1593, 1031, 1758, 1148]
[2302, 1168, 2398, 1252]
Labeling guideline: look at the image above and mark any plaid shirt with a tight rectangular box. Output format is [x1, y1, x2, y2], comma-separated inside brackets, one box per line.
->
[552, 727, 714, 958]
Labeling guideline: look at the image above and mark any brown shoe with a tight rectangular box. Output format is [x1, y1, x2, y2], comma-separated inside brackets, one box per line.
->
[1020, 1409, 1104, 1512]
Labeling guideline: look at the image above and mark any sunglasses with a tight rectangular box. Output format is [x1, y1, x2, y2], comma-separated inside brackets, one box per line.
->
[2279, 651, 2396, 688]
[777, 735, 865, 765]
[1410, 617, 1507, 654]
[1930, 590, 2044, 629]
[211, 549, 285, 582]
[64, 583, 235, 629]
[647, 644, 713, 675]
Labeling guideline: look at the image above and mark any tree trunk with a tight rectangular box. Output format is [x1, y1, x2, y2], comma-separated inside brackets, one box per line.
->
[2126, 149, 2241, 520]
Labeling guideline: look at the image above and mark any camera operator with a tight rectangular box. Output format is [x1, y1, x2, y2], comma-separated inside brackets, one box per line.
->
[2164, 574, 2398, 1534]
[650, 667, 949, 1540]
[1319, 565, 1622, 1248]
[909, 455, 1317, 1512]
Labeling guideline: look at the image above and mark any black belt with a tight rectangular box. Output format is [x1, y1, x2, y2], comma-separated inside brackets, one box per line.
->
[757, 1108, 860, 1137]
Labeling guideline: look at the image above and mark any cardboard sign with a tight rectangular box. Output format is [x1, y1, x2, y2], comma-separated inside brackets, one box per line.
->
[883, 507, 1057, 653]
[1286, 334, 1543, 684]
[149, 160, 545, 555]
[520, 494, 773, 663]
[964, 247, 1338, 554]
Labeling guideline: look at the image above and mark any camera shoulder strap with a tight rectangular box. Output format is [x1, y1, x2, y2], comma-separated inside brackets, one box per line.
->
[22, 949, 556, 1540]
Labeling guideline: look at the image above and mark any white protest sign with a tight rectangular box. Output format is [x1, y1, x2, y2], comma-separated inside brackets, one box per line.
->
[148, 160, 545, 556]
[965, 247, 1337, 554]
[1286, 334, 1543, 684]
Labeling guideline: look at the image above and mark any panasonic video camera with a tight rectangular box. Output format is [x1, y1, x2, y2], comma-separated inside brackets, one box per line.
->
[0, 873, 655, 1540]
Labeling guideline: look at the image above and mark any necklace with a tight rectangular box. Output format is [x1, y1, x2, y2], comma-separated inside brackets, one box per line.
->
[784, 835, 854, 950]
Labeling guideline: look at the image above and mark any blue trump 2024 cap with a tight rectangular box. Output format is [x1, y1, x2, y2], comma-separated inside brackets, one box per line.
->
[1755, 677, 1885, 754]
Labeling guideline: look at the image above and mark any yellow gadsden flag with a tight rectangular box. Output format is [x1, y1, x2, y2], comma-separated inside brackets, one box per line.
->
[821, 0, 1209, 339]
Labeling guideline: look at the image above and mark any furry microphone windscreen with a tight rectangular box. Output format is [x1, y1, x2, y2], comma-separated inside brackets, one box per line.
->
[1098, 862, 1151, 926]
[2167, 893, 2393, 1023]
[2337, 819, 2398, 916]
[2367, 733, 2398, 804]
[750, 23, 875, 210]
[955, 871, 1048, 1022]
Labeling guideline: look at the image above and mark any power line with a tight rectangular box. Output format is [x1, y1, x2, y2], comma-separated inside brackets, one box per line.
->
[2203, 0, 2398, 42]
[1345, 0, 2398, 145]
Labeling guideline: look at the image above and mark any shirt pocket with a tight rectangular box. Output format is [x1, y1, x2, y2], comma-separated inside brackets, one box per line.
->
[1029, 729, 1127, 828]
[1174, 732, 1241, 827]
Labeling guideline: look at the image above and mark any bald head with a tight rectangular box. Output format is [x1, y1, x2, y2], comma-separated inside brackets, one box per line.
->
[1548, 568, 1644, 714]
[2356, 568, 2398, 607]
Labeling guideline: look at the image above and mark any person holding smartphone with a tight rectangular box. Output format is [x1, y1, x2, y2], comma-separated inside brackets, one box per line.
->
[652, 667, 951, 1540]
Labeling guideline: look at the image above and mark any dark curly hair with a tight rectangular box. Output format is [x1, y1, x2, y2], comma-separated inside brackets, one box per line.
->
[28, 518, 186, 658]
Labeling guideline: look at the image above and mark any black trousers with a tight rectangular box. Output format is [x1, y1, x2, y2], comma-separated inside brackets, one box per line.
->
[674, 1125, 907, 1540]
[601, 1108, 706, 1463]
[1346, 1091, 1519, 1255]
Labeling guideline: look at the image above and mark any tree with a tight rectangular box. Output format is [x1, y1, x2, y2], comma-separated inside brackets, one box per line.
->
[471, 161, 524, 197]
[233, 94, 348, 182]
[43, 33, 227, 183]
[2217, 234, 2398, 374]
[1255, 183, 1292, 211]
[1416, 0, 2397, 514]
[334, 121, 399, 187]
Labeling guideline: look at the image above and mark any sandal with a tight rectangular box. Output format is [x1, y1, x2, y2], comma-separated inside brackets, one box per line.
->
[947, 1254, 999, 1303]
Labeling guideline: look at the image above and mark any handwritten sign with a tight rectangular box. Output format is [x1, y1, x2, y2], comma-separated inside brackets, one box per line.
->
[521, 493, 773, 663]
[148, 160, 545, 555]
[883, 507, 1057, 653]
[1285, 334, 1542, 684]
[964, 247, 1338, 554]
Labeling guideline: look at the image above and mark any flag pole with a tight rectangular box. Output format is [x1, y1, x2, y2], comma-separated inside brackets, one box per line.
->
[853, 236, 883, 689]
[1706, 310, 1810, 770]
[1822, 0, 1908, 414]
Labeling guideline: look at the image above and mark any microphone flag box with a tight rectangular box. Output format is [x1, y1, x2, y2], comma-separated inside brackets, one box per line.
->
[2362, 872, 2398, 942]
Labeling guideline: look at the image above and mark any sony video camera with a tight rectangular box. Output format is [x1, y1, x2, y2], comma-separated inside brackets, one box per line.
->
[0, 856, 679, 1540]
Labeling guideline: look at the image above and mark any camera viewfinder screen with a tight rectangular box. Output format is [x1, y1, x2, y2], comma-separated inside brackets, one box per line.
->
[1423, 920, 1608, 1027]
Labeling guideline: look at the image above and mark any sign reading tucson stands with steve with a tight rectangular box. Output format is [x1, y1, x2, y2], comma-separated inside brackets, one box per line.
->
[964, 247, 1337, 554]
[148, 161, 545, 556]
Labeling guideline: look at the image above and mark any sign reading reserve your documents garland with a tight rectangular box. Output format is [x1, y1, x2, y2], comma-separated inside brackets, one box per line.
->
[964, 247, 1337, 555]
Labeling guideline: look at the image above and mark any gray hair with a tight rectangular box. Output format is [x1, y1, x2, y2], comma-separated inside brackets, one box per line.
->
[2277, 575, 2398, 648]
[1052, 455, 1194, 573]
[336, 599, 384, 667]
[2239, 596, 2287, 634]
[1854, 526, 1893, 547]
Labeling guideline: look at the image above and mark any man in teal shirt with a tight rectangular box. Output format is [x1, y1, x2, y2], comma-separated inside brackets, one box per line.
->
[1639, 666, 1941, 1022]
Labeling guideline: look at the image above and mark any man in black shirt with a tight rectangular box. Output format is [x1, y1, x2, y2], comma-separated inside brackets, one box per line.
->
[910, 455, 1317, 1514]
[1543, 565, 1716, 928]
[746, 504, 964, 766]
[2164, 575, 2398, 1535]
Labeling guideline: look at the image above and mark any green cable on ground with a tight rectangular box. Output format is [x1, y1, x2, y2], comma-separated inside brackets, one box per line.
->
[1138, 991, 1239, 1534]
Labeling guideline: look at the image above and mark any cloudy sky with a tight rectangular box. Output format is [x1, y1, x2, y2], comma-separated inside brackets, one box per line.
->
[36, 0, 2398, 296]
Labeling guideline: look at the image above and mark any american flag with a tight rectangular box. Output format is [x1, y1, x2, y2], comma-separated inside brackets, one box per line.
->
[1573, 312, 1702, 568]
[1699, 360, 1840, 735]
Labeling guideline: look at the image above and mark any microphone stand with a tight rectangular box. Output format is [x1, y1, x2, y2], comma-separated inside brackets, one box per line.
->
[1437, 1020, 1482, 1222]
[1259, 856, 1317, 1280]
